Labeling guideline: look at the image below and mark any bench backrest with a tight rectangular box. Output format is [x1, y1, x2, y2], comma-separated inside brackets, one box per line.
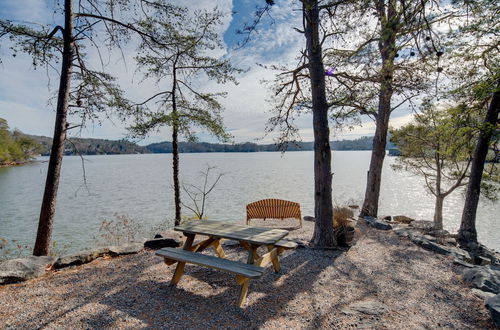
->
[246, 199, 302, 225]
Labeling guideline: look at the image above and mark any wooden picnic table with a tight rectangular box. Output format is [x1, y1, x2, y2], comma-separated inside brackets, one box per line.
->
[156, 220, 295, 307]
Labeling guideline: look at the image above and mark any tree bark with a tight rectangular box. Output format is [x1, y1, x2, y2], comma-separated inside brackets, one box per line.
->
[33, 0, 74, 256]
[172, 64, 181, 226]
[304, 0, 336, 247]
[433, 194, 444, 231]
[360, 0, 396, 218]
[458, 82, 500, 246]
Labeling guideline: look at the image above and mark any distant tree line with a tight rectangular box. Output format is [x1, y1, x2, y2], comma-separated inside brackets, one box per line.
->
[26, 134, 382, 155]
[27, 135, 149, 156]
[0, 118, 42, 165]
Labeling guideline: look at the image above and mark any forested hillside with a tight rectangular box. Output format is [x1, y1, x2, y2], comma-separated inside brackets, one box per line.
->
[27, 135, 149, 156]
[0, 118, 42, 165]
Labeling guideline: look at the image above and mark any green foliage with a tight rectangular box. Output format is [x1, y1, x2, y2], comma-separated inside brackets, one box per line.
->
[125, 6, 240, 142]
[0, 118, 42, 164]
[390, 102, 476, 197]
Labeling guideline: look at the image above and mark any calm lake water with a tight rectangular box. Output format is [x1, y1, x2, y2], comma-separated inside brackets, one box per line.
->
[0, 151, 498, 255]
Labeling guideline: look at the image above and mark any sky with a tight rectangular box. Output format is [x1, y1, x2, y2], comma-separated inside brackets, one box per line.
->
[0, 0, 415, 145]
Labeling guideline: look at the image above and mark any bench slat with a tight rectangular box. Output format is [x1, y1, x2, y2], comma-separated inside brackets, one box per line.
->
[156, 248, 265, 279]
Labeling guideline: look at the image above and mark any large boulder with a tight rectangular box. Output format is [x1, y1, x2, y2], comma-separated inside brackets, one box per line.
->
[486, 294, 500, 327]
[463, 267, 500, 294]
[364, 216, 392, 230]
[108, 243, 143, 256]
[393, 215, 414, 224]
[144, 238, 181, 250]
[0, 256, 57, 284]
[420, 240, 471, 261]
[55, 247, 110, 268]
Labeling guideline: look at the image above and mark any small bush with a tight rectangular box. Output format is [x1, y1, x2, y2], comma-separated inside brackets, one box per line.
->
[333, 207, 355, 229]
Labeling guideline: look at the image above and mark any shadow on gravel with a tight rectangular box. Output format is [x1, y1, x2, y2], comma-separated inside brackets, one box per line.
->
[95, 248, 344, 328]
[4, 222, 493, 329]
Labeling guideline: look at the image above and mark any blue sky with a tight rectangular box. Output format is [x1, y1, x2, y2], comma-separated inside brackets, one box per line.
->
[0, 0, 413, 145]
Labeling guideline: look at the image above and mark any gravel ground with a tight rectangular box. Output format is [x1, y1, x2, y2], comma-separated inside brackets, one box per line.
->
[0, 219, 494, 329]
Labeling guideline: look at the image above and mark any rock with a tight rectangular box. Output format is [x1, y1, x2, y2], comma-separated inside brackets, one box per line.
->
[55, 247, 109, 268]
[474, 255, 492, 266]
[303, 216, 315, 222]
[372, 220, 392, 230]
[394, 228, 410, 237]
[423, 235, 437, 242]
[342, 300, 388, 315]
[486, 294, 500, 327]
[393, 215, 414, 224]
[410, 220, 434, 232]
[421, 240, 472, 261]
[463, 267, 500, 294]
[408, 231, 425, 244]
[144, 237, 181, 250]
[454, 258, 475, 268]
[158, 229, 185, 242]
[0, 256, 57, 284]
[430, 229, 450, 237]
[364, 217, 392, 230]
[108, 243, 143, 256]
[472, 288, 496, 300]
[382, 215, 392, 221]
[153, 234, 162, 239]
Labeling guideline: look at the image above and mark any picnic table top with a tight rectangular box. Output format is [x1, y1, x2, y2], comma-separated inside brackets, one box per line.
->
[174, 220, 289, 246]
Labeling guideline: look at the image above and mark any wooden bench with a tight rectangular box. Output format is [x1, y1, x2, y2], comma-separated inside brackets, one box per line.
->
[246, 199, 302, 228]
[156, 247, 265, 307]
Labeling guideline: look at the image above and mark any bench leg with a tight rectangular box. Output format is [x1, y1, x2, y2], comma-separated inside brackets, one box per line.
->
[170, 234, 195, 286]
[238, 279, 251, 307]
[170, 262, 186, 286]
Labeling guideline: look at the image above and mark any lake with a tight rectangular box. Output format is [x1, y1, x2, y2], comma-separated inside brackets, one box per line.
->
[0, 151, 498, 255]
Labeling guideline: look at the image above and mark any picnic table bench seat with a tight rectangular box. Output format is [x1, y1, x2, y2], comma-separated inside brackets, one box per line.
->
[156, 247, 265, 279]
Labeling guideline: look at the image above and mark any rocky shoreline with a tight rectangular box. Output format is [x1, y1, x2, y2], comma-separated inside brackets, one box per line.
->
[361, 214, 500, 326]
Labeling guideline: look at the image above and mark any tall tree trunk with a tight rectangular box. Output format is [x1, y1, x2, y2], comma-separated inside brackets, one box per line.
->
[172, 66, 181, 226]
[433, 194, 444, 231]
[172, 124, 181, 225]
[33, 0, 74, 256]
[360, 0, 396, 218]
[304, 0, 336, 247]
[458, 82, 500, 246]
[360, 103, 391, 217]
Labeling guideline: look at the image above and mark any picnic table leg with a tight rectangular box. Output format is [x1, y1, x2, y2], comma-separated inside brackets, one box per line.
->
[238, 279, 250, 308]
[267, 246, 281, 273]
[170, 233, 195, 286]
[213, 239, 225, 258]
[237, 243, 259, 307]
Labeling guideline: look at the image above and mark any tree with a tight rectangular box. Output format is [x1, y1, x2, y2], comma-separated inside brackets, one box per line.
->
[125, 7, 238, 226]
[317, 0, 450, 218]
[390, 102, 476, 230]
[263, 0, 336, 247]
[442, 0, 500, 246]
[0, 0, 177, 255]
[182, 165, 224, 220]
[0, 119, 42, 164]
